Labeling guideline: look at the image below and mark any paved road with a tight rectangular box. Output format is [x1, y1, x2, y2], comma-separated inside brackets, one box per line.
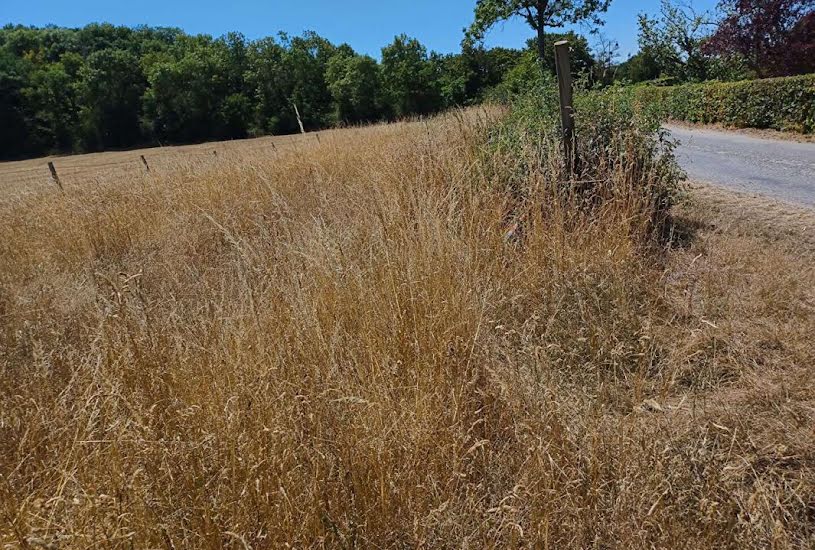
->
[665, 124, 815, 207]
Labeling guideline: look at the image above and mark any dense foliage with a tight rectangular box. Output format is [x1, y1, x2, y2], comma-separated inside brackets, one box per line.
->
[635, 0, 719, 82]
[0, 24, 531, 160]
[705, 0, 815, 77]
[4, 0, 815, 160]
[633, 74, 815, 132]
[485, 32, 596, 100]
[494, 76, 683, 224]
[616, 0, 814, 84]
[466, 0, 612, 62]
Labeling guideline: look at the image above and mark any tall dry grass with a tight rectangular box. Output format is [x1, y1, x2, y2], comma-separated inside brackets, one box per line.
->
[1, 109, 813, 548]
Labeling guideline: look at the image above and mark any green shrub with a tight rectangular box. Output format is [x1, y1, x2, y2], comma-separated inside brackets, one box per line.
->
[633, 75, 815, 133]
[488, 83, 684, 238]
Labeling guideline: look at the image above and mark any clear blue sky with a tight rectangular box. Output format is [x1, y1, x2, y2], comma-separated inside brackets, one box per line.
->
[3, 0, 718, 59]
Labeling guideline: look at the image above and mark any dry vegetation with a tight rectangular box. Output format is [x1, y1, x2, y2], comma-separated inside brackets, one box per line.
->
[0, 132, 319, 203]
[1, 110, 814, 548]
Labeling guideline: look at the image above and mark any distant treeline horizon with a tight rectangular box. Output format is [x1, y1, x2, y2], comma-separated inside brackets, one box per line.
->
[2, 2, 813, 161]
[1, 23, 591, 160]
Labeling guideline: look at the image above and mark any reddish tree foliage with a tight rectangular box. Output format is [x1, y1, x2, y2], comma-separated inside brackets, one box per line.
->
[705, 0, 815, 77]
[785, 11, 815, 73]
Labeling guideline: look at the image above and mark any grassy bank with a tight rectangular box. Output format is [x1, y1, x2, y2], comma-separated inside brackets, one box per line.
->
[1, 99, 813, 547]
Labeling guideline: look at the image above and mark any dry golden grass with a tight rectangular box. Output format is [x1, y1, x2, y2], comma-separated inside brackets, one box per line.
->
[0, 132, 322, 203]
[1, 110, 813, 548]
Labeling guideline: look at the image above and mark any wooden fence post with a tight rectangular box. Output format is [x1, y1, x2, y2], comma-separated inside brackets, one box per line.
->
[554, 40, 577, 177]
[47, 161, 64, 192]
[140, 155, 150, 172]
[293, 103, 306, 135]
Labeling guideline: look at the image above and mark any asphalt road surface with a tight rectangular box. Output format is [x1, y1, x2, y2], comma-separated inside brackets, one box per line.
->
[665, 124, 815, 207]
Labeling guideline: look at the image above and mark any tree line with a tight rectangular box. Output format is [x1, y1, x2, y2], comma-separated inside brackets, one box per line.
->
[2, 0, 813, 160]
[471, 0, 813, 85]
[0, 24, 543, 160]
[616, 0, 815, 83]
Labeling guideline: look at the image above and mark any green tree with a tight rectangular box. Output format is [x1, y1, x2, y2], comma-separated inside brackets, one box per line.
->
[1, 26, 42, 58]
[77, 48, 145, 149]
[246, 36, 290, 134]
[326, 50, 381, 123]
[246, 31, 338, 134]
[466, 0, 612, 66]
[283, 32, 336, 130]
[74, 23, 140, 56]
[615, 50, 661, 83]
[637, 0, 715, 82]
[380, 35, 441, 117]
[434, 52, 474, 107]
[22, 54, 82, 152]
[0, 49, 30, 158]
[489, 32, 593, 98]
[533, 32, 595, 75]
[432, 45, 523, 107]
[142, 35, 250, 143]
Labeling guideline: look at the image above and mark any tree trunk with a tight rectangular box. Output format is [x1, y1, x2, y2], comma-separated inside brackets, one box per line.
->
[537, 25, 546, 65]
[535, 1, 548, 71]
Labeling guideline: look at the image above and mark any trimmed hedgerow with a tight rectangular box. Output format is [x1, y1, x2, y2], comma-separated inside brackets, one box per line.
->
[633, 74, 815, 133]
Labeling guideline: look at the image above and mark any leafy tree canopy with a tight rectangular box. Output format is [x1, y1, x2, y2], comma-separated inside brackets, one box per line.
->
[706, 0, 815, 77]
[637, 0, 717, 82]
[466, 0, 612, 62]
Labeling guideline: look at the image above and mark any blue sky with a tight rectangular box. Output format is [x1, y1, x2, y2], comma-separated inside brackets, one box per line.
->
[3, 0, 719, 60]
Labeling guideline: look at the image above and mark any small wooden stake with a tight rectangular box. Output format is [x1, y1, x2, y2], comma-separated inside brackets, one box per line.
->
[140, 155, 150, 172]
[554, 40, 578, 177]
[47, 161, 63, 192]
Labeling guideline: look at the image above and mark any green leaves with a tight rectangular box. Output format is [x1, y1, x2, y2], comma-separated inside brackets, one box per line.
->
[380, 35, 441, 118]
[0, 49, 30, 157]
[636, 0, 716, 83]
[0, 21, 597, 160]
[467, 0, 612, 60]
[634, 75, 815, 133]
[326, 52, 381, 124]
[78, 48, 145, 149]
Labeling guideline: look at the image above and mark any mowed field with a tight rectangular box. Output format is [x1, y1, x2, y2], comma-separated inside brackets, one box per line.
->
[1, 111, 814, 548]
[0, 131, 335, 202]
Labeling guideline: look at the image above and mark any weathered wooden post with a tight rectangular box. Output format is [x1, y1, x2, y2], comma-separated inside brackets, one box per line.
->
[47, 161, 64, 192]
[140, 154, 150, 172]
[554, 40, 577, 177]
[293, 103, 306, 135]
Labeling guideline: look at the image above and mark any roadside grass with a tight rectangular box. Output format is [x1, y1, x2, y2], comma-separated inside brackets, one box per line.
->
[0, 106, 813, 548]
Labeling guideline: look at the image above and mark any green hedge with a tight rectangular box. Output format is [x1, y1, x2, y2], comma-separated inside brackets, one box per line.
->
[632, 74, 815, 134]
